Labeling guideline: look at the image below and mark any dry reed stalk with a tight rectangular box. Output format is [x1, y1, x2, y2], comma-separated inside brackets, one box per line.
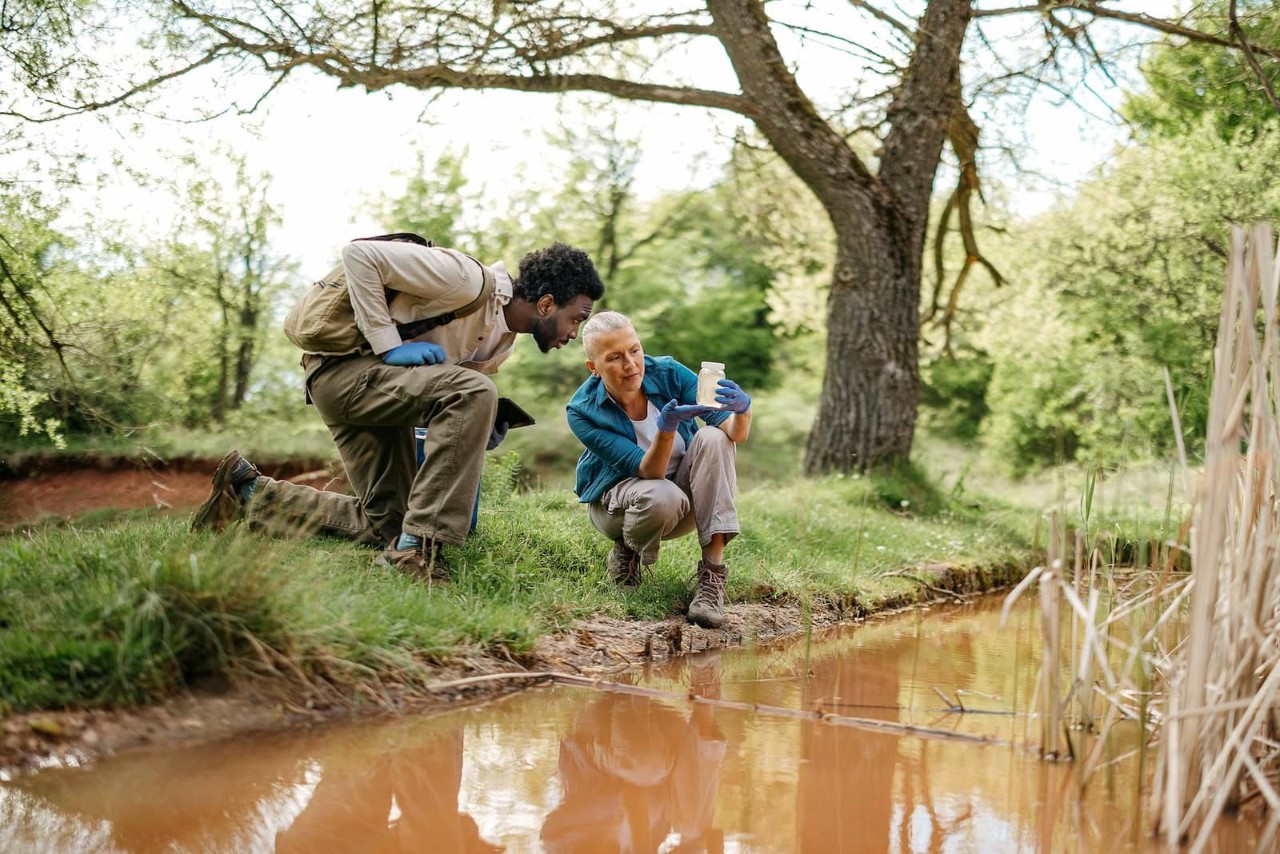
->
[1150, 224, 1280, 850]
[1041, 513, 1066, 757]
[1001, 511, 1075, 758]
[1072, 531, 1096, 733]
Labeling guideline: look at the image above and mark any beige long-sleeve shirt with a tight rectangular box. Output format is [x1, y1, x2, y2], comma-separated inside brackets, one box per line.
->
[340, 240, 517, 376]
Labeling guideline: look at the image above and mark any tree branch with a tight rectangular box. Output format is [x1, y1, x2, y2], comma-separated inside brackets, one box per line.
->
[974, 1, 1280, 62]
[378, 67, 756, 114]
[845, 0, 914, 37]
[1, 45, 231, 122]
[1229, 0, 1280, 113]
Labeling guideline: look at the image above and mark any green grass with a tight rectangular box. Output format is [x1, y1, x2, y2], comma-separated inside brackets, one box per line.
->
[0, 452, 1038, 714]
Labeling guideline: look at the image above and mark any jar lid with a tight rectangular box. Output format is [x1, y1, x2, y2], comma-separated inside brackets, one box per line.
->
[700, 361, 725, 370]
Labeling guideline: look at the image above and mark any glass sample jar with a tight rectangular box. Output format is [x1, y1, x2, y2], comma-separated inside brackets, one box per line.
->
[697, 361, 725, 407]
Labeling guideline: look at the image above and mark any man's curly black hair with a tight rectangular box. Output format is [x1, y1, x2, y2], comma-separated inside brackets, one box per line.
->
[515, 242, 605, 305]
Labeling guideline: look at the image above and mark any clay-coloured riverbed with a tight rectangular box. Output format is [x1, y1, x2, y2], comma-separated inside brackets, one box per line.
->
[0, 595, 1260, 851]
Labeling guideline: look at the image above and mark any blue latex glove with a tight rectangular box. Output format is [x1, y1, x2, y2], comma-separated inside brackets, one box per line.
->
[382, 341, 446, 366]
[487, 421, 509, 451]
[715, 379, 751, 414]
[656, 399, 717, 433]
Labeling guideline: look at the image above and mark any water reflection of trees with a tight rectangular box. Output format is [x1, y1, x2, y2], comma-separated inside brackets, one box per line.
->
[5, 716, 502, 852]
[798, 639, 900, 852]
[6, 597, 1211, 851]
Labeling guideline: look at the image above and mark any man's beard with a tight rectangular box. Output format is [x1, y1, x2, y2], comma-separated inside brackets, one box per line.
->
[532, 316, 558, 353]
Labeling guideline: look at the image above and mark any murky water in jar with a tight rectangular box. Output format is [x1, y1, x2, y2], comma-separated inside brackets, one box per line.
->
[0, 595, 1261, 852]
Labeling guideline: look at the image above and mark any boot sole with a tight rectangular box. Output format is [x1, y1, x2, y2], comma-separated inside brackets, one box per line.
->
[687, 608, 725, 629]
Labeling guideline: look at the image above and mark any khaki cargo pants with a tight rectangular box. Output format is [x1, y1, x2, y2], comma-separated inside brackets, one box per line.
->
[588, 426, 739, 565]
[244, 354, 496, 547]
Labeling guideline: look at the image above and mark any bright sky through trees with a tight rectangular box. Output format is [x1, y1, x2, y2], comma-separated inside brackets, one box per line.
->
[9, 0, 1170, 267]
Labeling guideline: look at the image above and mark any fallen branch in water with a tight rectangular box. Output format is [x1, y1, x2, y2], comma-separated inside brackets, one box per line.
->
[424, 669, 1018, 748]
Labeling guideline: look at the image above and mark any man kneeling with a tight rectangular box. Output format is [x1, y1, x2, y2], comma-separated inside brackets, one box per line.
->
[565, 311, 753, 628]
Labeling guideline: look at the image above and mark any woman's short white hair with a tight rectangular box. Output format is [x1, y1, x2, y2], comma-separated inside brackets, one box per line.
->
[581, 310, 636, 361]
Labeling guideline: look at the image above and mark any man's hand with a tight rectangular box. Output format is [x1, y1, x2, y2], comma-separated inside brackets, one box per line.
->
[715, 379, 752, 415]
[382, 342, 446, 366]
[656, 399, 717, 433]
[487, 421, 509, 451]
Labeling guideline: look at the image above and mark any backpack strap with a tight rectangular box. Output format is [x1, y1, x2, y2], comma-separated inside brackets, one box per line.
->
[394, 260, 496, 341]
[354, 232, 434, 248]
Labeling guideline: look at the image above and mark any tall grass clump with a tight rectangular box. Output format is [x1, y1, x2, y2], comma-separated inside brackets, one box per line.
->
[1005, 225, 1280, 848]
[0, 525, 292, 710]
[1151, 225, 1280, 849]
[1002, 507, 1187, 767]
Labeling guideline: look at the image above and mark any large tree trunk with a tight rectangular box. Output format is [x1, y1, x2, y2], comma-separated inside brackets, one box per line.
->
[708, 0, 969, 474]
[805, 209, 922, 473]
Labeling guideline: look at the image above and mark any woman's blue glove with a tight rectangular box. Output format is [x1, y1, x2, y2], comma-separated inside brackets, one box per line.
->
[383, 341, 446, 366]
[715, 379, 752, 414]
[656, 399, 717, 433]
[487, 421, 509, 451]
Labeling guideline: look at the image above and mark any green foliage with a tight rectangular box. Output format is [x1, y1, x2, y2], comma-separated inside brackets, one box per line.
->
[918, 346, 994, 441]
[727, 134, 834, 339]
[645, 271, 777, 391]
[0, 193, 67, 444]
[0, 146, 297, 448]
[1123, 1, 1280, 141]
[0, 189, 191, 440]
[977, 119, 1280, 473]
[372, 149, 474, 247]
[981, 343, 1088, 476]
[143, 147, 296, 424]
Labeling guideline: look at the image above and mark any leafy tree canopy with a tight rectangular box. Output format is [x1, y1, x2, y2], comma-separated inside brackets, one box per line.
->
[1123, 0, 1280, 139]
[979, 118, 1280, 472]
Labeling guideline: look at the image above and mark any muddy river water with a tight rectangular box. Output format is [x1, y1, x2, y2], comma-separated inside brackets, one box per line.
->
[0, 595, 1262, 852]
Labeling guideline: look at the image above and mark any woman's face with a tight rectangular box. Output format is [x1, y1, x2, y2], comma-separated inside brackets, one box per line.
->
[587, 326, 645, 397]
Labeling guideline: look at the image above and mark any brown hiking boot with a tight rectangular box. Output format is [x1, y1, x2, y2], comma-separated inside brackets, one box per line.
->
[191, 450, 261, 532]
[378, 541, 452, 584]
[687, 560, 727, 628]
[606, 538, 641, 586]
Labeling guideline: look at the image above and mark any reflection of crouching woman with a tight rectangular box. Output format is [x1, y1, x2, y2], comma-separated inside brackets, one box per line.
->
[566, 311, 752, 628]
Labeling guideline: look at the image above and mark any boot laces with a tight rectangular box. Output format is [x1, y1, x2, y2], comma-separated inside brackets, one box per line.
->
[695, 563, 725, 601]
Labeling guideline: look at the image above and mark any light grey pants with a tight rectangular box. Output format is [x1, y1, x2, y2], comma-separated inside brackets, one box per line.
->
[588, 426, 739, 565]
[244, 354, 496, 547]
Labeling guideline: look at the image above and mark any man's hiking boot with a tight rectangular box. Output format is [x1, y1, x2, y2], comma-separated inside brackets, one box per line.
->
[606, 538, 642, 586]
[191, 450, 261, 532]
[378, 541, 452, 585]
[687, 560, 727, 628]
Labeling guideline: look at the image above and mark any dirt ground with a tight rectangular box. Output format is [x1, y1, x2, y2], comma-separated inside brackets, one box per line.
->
[0, 456, 345, 528]
[0, 458, 1023, 774]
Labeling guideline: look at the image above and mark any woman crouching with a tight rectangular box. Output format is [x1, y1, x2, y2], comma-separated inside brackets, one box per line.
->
[566, 311, 752, 628]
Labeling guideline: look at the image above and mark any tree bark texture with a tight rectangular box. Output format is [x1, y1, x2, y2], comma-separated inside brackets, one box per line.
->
[708, 0, 970, 472]
[810, 0, 971, 473]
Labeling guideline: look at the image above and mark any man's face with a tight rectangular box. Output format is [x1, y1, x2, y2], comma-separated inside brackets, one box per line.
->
[532, 294, 596, 353]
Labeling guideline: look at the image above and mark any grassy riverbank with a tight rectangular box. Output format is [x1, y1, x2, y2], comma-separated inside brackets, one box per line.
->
[0, 453, 1041, 714]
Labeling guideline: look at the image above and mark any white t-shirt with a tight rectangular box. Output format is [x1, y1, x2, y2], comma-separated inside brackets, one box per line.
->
[631, 401, 686, 477]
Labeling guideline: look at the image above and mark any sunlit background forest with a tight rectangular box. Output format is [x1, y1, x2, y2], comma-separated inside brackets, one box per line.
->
[2, 1, 1278, 499]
